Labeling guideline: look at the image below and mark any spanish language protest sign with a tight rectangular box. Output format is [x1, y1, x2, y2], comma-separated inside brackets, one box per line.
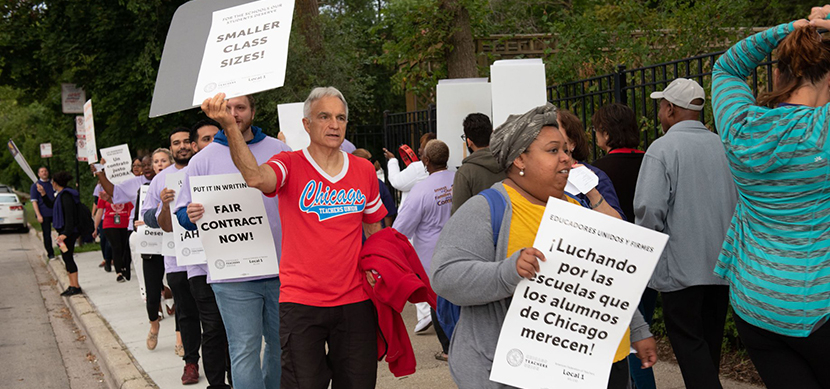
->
[166, 171, 207, 266]
[136, 185, 164, 255]
[82, 100, 98, 164]
[7, 139, 37, 183]
[192, 0, 295, 105]
[99, 144, 133, 185]
[490, 199, 668, 389]
[190, 173, 278, 281]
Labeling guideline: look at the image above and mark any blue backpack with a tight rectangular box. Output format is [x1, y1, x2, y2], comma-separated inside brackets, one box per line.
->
[436, 188, 506, 340]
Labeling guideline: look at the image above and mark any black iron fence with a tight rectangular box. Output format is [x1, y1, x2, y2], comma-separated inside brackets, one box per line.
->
[381, 50, 777, 163]
[549, 51, 776, 160]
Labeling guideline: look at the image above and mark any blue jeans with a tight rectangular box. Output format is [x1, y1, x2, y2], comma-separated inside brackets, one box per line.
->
[211, 278, 281, 389]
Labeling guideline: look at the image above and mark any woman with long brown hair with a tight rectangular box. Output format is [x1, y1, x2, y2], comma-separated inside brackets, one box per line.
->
[712, 8, 830, 388]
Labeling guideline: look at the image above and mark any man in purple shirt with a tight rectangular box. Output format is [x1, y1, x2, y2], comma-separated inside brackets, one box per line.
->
[392, 139, 455, 356]
[141, 127, 204, 385]
[174, 95, 291, 389]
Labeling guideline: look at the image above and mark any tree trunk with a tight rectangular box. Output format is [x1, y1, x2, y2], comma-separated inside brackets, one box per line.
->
[296, 0, 323, 54]
[442, 0, 477, 79]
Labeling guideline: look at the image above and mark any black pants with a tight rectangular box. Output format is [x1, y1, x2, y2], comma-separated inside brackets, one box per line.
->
[430, 308, 450, 354]
[104, 228, 131, 278]
[280, 300, 377, 389]
[167, 271, 201, 365]
[661, 285, 729, 389]
[190, 275, 232, 388]
[97, 224, 112, 262]
[41, 216, 54, 258]
[61, 232, 78, 273]
[735, 314, 830, 389]
[142, 255, 165, 322]
[607, 358, 629, 389]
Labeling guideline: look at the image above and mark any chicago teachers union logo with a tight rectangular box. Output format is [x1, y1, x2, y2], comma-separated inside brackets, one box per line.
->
[506, 349, 524, 367]
[299, 181, 367, 221]
[215, 260, 226, 269]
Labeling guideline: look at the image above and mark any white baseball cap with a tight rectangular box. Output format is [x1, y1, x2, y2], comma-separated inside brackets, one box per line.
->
[650, 78, 705, 111]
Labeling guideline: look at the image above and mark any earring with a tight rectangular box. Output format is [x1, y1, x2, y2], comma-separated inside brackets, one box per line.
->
[519, 169, 525, 177]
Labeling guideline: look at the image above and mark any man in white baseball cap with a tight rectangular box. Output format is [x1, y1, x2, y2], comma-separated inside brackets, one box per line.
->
[634, 77, 737, 389]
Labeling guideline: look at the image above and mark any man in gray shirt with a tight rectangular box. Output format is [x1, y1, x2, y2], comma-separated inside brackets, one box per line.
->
[634, 78, 737, 389]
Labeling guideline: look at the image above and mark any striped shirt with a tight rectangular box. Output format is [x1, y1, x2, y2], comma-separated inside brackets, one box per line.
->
[712, 22, 830, 337]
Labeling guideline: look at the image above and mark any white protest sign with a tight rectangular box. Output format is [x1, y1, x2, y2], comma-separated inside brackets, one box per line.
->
[99, 144, 133, 185]
[75, 116, 87, 162]
[61, 83, 86, 114]
[490, 199, 668, 389]
[163, 227, 177, 256]
[490, 59, 547, 128]
[136, 185, 164, 255]
[40, 143, 52, 158]
[565, 166, 599, 196]
[166, 172, 207, 266]
[277, 102, 308, 150]
[190, 173, 278, 280]
[83, 100, 98, 164]
[436, 78, 492, 170]
[192, 0, 296, 105]
[7, 139, 38, 183]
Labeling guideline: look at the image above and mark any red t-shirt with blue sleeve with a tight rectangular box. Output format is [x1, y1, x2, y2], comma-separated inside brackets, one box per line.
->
[265, 149, 387, 306]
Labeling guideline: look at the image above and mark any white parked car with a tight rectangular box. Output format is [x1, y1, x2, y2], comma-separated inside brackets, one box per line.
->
[0, 193, 29, 232]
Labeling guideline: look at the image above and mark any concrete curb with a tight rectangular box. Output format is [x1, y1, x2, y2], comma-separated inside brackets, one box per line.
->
[29, 228, 157, 389]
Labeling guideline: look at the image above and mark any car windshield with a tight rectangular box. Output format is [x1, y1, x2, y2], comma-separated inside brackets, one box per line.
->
[0, 195, 19, 203]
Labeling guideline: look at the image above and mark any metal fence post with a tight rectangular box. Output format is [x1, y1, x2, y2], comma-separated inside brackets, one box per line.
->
[382, 110, 389, 151]
[614, 65, 627, 105]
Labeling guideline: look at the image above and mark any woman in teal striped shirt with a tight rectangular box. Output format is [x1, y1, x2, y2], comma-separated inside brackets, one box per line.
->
[712, 9, 830, 389]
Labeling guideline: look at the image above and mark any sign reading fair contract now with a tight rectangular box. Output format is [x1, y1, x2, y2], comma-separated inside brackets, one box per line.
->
[192, 0, 295, 105]
[166, 171, 207, 266]
[489, 199, 668, 389]
[190, 173, 277, 281]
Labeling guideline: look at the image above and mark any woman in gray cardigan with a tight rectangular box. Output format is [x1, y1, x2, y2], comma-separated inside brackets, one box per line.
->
[431, 104, 656, 389]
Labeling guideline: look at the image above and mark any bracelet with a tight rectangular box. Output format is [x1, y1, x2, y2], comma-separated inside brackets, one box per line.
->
[591, 196, 605, 209]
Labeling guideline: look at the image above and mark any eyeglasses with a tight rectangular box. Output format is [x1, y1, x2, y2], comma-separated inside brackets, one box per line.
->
[460, 134, 467, 141]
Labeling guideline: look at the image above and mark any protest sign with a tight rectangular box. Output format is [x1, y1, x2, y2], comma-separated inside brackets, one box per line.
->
[190, 173, 278, 281]
[75, 116, 87, 162]
[490, 59, 547, 128]
[61, 84, 86, 114]
[277, 102, 308, 150]
[191, 0, 295, 105]
[7, 139, 38, 183]
[436, 78, 491, 170]
[136, 185, 164, 255]
[99, 144, 133, 185]
[490, 198, 668, 389]
[166, 171, 207, 266]
[40, 143, 52, 158]
[83, 100, 98, 163]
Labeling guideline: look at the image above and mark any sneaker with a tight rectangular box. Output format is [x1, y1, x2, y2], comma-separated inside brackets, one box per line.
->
[146, 330, 159, 350]
[174, 344, 184, 357]
[60, 286, 83, 296]
[104, 263, 112, 272]
[182, 363, 199, 385]
[116, 275, 126, 283]
[414, 317, 432, 333]
[98, 261, 105, 268]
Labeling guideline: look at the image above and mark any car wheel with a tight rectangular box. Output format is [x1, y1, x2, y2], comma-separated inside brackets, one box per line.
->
[19, 224, 30, 233]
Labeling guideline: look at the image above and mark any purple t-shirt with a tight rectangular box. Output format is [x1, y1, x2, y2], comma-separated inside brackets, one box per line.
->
[175, 137, 291, 283]
[141, 164, 187, 274]
[340, 139, 356, 153]
[392, 170, 455, 274]
[111, 175, 151, 231]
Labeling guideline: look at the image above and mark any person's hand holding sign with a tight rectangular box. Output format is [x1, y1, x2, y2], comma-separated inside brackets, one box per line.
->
[516, 247, 546, 279]
[632, 336, 658, 369]
[201, 93, 237, 134]
[187, 203, 205, 223]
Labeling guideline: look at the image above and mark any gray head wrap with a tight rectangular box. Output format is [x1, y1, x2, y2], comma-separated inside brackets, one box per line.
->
[490, 103, 559, 170]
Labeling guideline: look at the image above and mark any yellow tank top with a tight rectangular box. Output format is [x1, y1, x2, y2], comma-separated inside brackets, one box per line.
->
[503, 185, 631, 363]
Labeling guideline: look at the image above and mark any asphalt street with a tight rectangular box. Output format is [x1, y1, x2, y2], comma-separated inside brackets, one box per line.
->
[0, 229, 107, 389]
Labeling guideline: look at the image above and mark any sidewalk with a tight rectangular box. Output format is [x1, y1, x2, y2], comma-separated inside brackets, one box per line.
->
[36, 229, 763, 389]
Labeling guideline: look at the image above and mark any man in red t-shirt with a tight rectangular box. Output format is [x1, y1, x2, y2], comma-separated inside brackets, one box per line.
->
[202, 87, 386, 388]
